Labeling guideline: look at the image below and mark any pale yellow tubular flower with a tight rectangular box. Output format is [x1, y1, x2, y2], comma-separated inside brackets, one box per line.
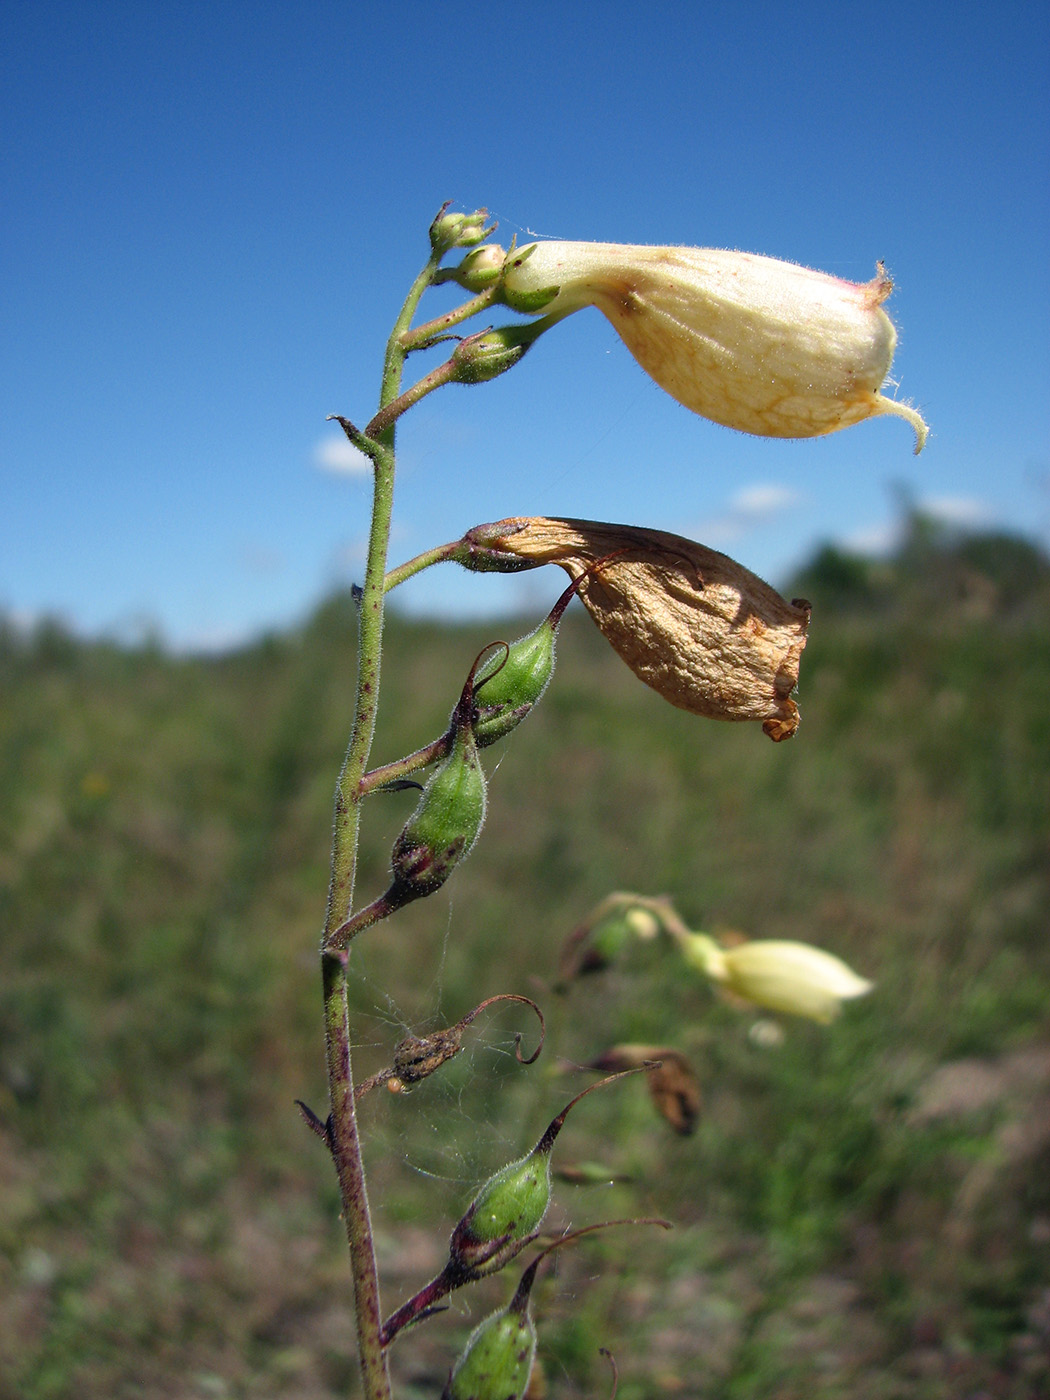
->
[501, 241, 928, 452]
[682, 933, 873, 1024]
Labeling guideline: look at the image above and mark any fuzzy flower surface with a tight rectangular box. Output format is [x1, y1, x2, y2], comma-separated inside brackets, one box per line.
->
[497, 241, 927, 451]
[683, 934, 874, 1023]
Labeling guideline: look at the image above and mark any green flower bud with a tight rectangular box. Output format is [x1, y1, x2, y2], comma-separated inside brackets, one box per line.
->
[499, 243, 562, 314]
[389, 667, 487, 902]
[430, 205, 490, 255]
[471, 573, 583, 747]
[449, 323, 540, 386]
[449, 243, 507, 291]
[442, 1302, 536, 1400]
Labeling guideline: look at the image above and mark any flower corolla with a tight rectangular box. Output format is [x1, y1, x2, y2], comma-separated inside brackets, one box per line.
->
[499, 241, 927, 451]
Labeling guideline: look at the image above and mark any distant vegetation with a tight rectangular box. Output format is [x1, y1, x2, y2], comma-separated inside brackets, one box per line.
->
[2, 516, 1048, 1399]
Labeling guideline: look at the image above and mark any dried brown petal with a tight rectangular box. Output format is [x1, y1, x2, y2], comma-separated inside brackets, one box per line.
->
[478, 517, 810, 740]
[588, 1045, 702, 1137]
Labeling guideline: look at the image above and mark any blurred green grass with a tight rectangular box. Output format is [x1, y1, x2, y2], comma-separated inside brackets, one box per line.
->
[1, 517, 1048, 1399]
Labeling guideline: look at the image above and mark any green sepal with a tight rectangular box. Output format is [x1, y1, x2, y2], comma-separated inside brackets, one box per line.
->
[502, 283, 561, 314]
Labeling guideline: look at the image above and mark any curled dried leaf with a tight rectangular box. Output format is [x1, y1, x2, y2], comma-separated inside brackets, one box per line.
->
[471, 517, 810, 740]
[355, 994, 544, 1098]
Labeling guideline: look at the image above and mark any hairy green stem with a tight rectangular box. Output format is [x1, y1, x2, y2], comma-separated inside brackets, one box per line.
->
[325, 891, 404, 954]
[359, 732, 452, 795]
[365, 357, 458, 440]
[398, 286, 498, 350]
[322, 247, 443, 1400]
[384, 539, 462, 591]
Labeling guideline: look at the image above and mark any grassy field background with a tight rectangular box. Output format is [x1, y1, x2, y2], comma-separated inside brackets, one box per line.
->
[2, 514, 1049, 1399]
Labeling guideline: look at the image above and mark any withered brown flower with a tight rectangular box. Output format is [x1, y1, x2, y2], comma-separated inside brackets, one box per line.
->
[470, 517, 810, 740]
[588, 1045, 702, 1137]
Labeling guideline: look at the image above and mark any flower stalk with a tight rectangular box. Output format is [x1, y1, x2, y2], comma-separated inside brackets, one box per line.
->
[320, 238, 448, 1400]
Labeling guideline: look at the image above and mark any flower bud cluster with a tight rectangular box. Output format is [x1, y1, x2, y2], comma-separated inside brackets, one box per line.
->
[430, 205, 491, 256]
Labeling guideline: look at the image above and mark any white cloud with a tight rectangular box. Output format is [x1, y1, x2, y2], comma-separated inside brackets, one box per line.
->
[920, 494, 995, 528]
[3, 606, 44, 634]
[697, 481, 802, 544]
[728, 483, 802, 519]
[842, 521, 900, 556]
[843, 494, 999, 557]
[314, 435, 372, 476]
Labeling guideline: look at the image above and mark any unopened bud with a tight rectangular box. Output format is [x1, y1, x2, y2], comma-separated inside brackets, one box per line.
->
[430, 205, 490, 255]
[449, 243, 507, 291]
[449, 324, 537, 385]
[625, 907, 661, 940]
[449, 1147, 552, 1279]
[448, 1074, 631, 1278]
[442, 1291, 536, 1400]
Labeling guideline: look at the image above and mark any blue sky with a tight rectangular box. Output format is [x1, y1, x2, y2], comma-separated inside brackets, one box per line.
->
[2, 0, 1048, 649]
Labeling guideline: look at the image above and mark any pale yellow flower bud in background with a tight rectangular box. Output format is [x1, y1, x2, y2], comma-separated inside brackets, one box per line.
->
[501, 241, 927, 452]
[624, 907, 661, 941]
[682, 933, 874, 1023]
